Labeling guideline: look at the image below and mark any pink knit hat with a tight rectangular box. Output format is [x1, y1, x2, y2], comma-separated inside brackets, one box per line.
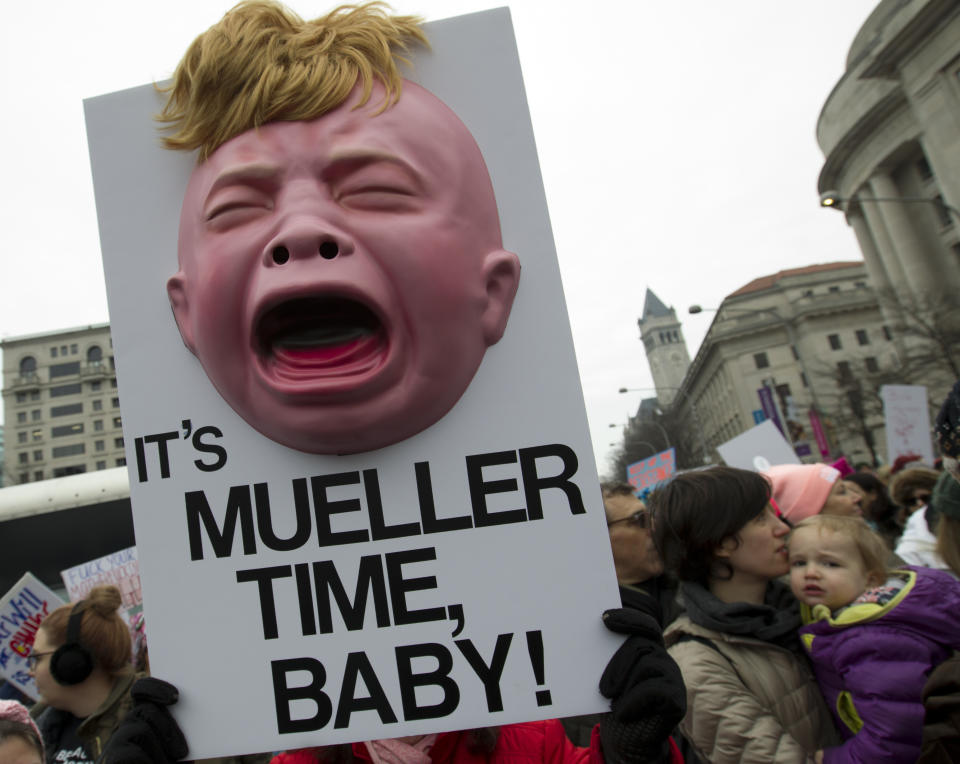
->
[763, 464, 840, 523]
[0, 699, 42, 740]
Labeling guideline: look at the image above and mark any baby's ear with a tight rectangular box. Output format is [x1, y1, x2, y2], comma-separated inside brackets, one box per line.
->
[167, 272, 197, 355]
[480, 249, 521, 346]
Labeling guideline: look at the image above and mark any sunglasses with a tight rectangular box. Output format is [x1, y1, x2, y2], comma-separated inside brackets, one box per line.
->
[910, 493, 932, 507]
[26, 651, 55, 670]
[607, 510, 649, 529]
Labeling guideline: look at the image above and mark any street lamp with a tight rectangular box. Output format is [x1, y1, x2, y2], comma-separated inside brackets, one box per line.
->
[819, 190, 960, 225]
[617, 386, 709, 464]
[688, 303, 830, 455]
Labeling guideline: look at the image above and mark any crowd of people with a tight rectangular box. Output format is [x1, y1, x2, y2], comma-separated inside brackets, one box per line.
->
[1, 380, 957, 763]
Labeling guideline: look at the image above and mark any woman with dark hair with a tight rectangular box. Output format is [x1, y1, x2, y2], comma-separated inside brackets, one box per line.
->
[649, 466, 837, 763]
[28, 586, 135, 764]
[844, 472, 903, 550]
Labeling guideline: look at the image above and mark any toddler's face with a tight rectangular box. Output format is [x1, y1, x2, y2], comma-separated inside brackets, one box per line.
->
[788, 527, 880, 611]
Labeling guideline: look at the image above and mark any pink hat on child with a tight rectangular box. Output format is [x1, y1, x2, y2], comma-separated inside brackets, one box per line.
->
[763, 464, 840, 523]
[0, 699, 42, 740]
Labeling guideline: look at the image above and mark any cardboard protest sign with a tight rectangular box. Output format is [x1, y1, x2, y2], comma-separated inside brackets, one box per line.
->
[85, 7, 620, 758]
[717, 420, 800, 472]
[0, 573, 66, 700]
[626, 448, 676, 492]
[881, 385, 934, 466]
[61, 546, 141, 610]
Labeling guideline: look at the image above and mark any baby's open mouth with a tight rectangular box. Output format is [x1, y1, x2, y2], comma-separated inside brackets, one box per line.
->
[256, 297, 388, 381]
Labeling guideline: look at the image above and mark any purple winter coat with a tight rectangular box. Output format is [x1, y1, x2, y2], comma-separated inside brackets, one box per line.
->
[799, 566, 960, 763]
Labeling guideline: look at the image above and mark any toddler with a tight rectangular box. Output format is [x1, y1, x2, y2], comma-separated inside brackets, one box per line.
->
[788, 514, 960, 763]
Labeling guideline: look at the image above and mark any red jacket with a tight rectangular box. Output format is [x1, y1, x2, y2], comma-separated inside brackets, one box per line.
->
[270, 719, 683, 764]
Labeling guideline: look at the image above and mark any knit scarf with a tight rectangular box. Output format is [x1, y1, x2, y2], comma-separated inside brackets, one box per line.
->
[364, 734, 438, 764]
[681, 579, 803, 654]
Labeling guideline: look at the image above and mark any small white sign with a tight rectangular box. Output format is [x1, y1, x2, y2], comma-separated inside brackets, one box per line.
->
[61, 547, 141, 610]
[881, 385, 934, 466]
[0, 573, 66, 700]
[717, 420, 801, 472]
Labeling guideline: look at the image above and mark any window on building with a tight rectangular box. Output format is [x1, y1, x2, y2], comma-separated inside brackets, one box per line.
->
[52, 443, 85, 458]
[51, 403, 83, 417]
[34, 471, 43, 481]
[32, 450, 42, 462]
[754, 352, 770, 370]
[90, 380, 102, 391]
[17, 432, 27, 444]
[115, 437, 125, 448]
[96, 460, 107, 471]
[19, 473, 29, 484]
[865, 357, 879, 373]
[32, 429, 42, 442]
[882, 325, 893, 341]
[18, 453, 28, 465]
[917, 157, 933, 181]
[110, 378, 118, 388]
[828, 334, 842, 350]
[837, 361, 853, 384]
[16, 412, 26, 424]
[54, 465, 87, 477]
[31, 409, 41, 421]
[95, 440, 105, 452]
[93, 399, 103, 411]
[19, 356, 37, 375]
[15, 392, 27, 403]
[49, 383, 82, 397]
[934, 195, 953, 227]
[30, 390, 40, 401]
[50, 347, 58, 358]
[113, 416, 122, 428]
[94, 420, 104, 432]
[50, 361, 81, 378]
[802, 289, 814, 297]
[854, 281, 867, 288]
[112, 397, 120, 408]
[116, 458, 127, 467]
[856, 329, 869, 346]
[87, 345, 103, 363]
[52, 423, 84, 438]
[60, 345, 67, 356]
[70, 344, 78, 355]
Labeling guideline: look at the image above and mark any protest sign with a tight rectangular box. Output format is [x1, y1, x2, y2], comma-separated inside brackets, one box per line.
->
[626, 448, 676, 492]
[85, 8, 620, 758]
[717, 420, 800, 472]
[0, 573, 66, 700]
[61, 546, 141, 610]
[881, 385, 934, 465]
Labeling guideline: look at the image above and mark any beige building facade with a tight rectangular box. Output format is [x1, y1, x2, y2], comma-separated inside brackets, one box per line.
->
[670, 263, 901, 466]
[818, 0, 960, 307]
[1, 324, 125, 485]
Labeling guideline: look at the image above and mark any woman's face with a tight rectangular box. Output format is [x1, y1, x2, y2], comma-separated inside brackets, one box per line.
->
[27, 629, 67, 709]
[716, 504, 791, 581]
[821, 479, 863, 517]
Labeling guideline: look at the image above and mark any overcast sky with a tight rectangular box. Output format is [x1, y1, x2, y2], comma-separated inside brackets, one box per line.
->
[0, 1, 878, 474]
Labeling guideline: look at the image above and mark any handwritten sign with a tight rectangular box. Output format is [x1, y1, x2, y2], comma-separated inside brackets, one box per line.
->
[626, 448, 676, 492]
[0, 573, 65, 700]
[61, 547, 141, 609]
[881, 385, 934, 465]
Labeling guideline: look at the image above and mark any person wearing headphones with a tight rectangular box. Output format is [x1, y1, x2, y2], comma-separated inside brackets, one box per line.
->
[28, 585, 135, 764]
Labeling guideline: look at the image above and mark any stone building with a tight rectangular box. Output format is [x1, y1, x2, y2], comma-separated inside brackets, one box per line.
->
[667, 262, 901, 466]
[1, 324, 125, 484]
[637, 289, 691, 407]
[817, 0, 960, 313]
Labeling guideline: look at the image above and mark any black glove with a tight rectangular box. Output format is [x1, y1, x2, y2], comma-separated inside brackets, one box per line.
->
[99, 678, 189, 764]
[598, 608, 686, 763]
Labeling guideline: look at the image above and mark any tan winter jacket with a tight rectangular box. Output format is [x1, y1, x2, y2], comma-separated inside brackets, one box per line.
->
[665, 615, 838, 764]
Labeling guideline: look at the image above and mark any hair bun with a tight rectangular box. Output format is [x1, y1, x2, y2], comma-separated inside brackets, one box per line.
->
[85, 585, 123, 616]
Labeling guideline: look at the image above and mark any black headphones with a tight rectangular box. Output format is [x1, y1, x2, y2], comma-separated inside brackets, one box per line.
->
[49, 602, 95, 686]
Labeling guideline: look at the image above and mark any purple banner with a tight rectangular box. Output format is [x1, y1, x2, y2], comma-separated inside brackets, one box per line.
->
[809, 408, 829, 458]
[757, 385, 784, 436]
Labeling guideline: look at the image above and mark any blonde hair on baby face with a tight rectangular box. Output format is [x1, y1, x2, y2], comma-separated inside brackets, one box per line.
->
[157, 1, 428, 161]
[791, 514, 889, 581]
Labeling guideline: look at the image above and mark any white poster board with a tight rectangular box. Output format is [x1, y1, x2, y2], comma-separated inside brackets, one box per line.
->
[61, 547, 142, 610]
[85, 8, 620, 759]
[717, 420, 801, 472]
[0, 573, 66, 701]
[881, 384, 934, 466]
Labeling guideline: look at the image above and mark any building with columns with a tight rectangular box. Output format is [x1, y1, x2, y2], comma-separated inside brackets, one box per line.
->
[637, 289, 691, 407]
[817, 0, 960, 308]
